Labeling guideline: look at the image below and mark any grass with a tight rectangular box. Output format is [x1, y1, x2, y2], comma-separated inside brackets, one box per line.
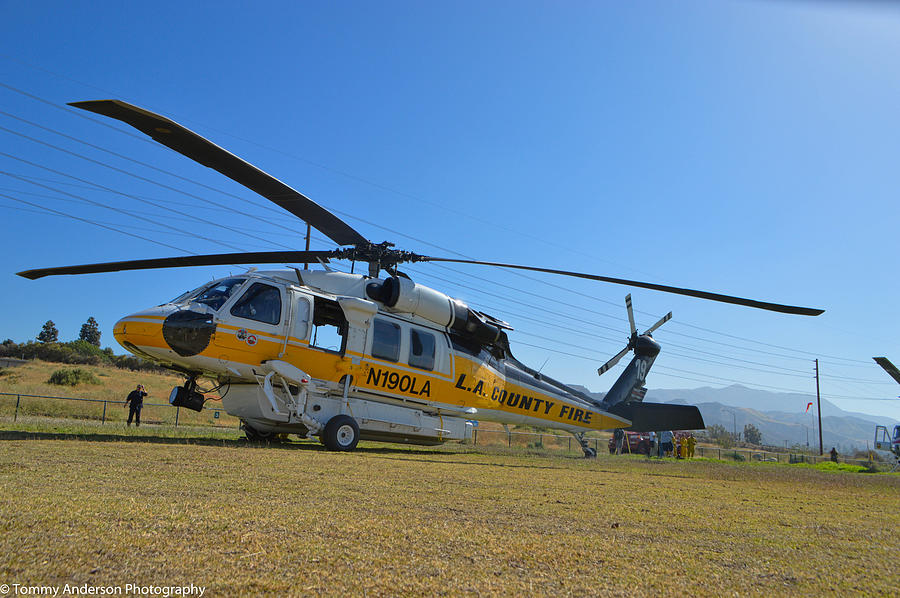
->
[0, 431, 897, 596]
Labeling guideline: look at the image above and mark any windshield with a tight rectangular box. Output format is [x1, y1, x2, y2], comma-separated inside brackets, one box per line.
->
[168, 278, 247, 308]
[168, 285, 206, 305]
[165, 278, 248, 310]
[192, 278, 247, 310]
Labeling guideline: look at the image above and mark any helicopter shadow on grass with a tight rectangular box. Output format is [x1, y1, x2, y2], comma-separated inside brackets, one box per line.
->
[0, 429, 589, 469]
[0, 428, 471, 456]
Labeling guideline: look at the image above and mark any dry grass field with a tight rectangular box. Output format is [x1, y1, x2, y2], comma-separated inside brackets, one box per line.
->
[0, 430, 897, 597]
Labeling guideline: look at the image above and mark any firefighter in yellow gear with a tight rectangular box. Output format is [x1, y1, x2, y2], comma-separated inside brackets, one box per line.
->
[686, 434, 696, 459]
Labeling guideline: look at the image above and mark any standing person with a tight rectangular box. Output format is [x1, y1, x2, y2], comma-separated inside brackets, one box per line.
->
[124, 384, 147, 427]
[614, 428, 625, 455]
[660, 430, 674, 457]
[830, 447, 839, 463]
[687, 433, 696, 458]
[648, 431, 657, 458]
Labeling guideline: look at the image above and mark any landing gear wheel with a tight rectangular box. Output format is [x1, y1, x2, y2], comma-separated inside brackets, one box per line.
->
[241, 420, 274, 441]
[322, 415, 360, 452]
[583, 447, 597, 459]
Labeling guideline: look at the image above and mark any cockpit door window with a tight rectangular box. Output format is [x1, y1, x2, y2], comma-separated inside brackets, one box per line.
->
[230, 282, 282, 325]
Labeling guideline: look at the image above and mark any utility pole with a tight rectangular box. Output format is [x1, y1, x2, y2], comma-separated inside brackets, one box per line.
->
[303, 222, 311, 270]
[815, 359, 823, 456]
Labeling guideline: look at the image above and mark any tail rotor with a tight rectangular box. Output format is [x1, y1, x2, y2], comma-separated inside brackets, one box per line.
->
[597, 294, 672, 377]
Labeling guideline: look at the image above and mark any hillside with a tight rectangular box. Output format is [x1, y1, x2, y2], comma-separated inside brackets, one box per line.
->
[568, 383, 896, 451]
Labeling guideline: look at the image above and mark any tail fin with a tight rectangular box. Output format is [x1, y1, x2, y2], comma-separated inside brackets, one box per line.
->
[601, 334, 660, 409]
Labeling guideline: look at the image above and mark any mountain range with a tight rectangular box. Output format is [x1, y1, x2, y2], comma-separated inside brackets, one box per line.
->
[569, 383, 899, 452]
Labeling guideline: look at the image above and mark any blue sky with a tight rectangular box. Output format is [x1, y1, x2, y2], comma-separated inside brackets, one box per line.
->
[2, 0, 899, 421]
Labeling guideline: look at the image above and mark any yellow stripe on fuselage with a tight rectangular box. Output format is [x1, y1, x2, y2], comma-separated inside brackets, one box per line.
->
[115, 318, 626, 431]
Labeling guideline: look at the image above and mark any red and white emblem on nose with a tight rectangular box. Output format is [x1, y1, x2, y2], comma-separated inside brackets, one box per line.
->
[246, 334, 258, 347]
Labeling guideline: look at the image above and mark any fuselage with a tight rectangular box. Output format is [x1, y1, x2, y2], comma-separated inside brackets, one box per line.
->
[114, 269, 629, 434]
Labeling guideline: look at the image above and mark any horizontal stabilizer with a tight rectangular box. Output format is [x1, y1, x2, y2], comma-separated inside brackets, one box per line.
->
[608, 401, 705, 432]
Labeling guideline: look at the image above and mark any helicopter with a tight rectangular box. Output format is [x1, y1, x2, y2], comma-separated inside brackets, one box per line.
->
[17, 99, 825, 456]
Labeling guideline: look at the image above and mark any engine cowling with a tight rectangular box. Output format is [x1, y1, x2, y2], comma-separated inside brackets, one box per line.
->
[366, 276, 501, 345]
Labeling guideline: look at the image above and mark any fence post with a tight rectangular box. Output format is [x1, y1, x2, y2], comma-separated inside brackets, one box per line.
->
[14, 394, 20, 422]
[568, 437, 571, 452]
[473, 429, 477, 446]
[101, 401, 107, 425]
[508, 430, 511, 447]
[175, 406, 180, 428]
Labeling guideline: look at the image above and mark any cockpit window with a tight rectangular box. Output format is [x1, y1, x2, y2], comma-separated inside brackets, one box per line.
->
[191, 278, 246, 310]
[230, 282, 282, 325]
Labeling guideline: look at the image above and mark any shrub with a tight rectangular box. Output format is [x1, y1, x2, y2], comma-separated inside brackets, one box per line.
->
[0, 368, 22, 383]
[48, 368, 101, 386]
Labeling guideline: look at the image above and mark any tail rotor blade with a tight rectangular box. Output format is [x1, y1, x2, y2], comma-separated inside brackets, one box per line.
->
[644, 311, 673, 336]
[598, 346, 630, 376]
[625, 294, 636, 336]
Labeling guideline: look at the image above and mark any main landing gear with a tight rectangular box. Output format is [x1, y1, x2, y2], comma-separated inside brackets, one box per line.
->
[320, 415, 360, 452]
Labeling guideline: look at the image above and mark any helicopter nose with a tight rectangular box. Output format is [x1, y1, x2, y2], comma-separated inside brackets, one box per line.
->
[161, 310, 216, 357]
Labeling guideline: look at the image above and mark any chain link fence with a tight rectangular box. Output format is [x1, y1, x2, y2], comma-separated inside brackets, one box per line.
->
[0, 391, 239, 429]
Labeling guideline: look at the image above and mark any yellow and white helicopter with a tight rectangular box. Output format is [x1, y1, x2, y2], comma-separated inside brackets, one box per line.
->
[18, 100, 824, 455]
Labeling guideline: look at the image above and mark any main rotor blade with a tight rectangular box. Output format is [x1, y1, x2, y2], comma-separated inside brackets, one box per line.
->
[873, 357, 900, 385]
[644, 312, 673, 336]
[419, 258, 825, 316]
[69, 100, 368, 247]
[17, 251, 336, 280]
[625, 294, 637, 336]
[598, 347, 630, 376]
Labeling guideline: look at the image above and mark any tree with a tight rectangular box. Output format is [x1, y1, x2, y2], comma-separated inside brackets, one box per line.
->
[743, 423, 762, 445]
[705, 424, 735, 449]
[37, 320, 59, 343]
[78, 317, 101, 347]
